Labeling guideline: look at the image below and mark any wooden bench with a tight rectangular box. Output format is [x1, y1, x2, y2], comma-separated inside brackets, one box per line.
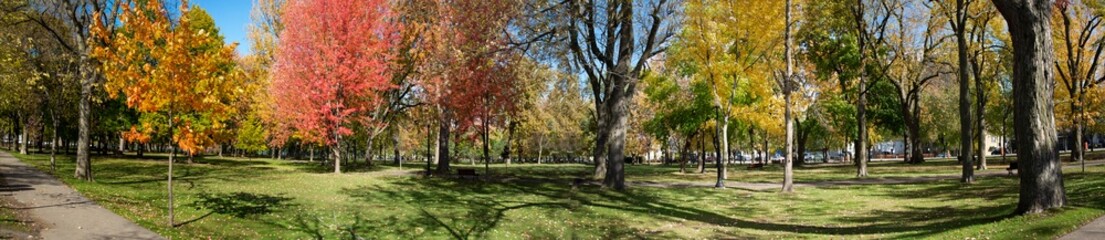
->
[457, 168, 479, 179]
[747, 163, 764, 170]
[1007, 162, 1019, 176]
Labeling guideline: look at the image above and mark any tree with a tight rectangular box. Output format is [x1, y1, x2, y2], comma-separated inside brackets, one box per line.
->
[884, 0, 948, 165]
[92, 0, 244, 226]
[991, 0, 1067, 214]
[516, 0, 679, 190]
[13, 0, 122, 181]
[802, 0, 895, 177]
[950, 0, 978, 183]
[419, 0, 518, 175]
[269, 0, 398, 174]
[668, 0, 782, 188]
[1053, 0, 1105, 166]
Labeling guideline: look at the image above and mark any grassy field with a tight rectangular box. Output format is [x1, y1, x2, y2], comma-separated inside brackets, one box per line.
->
[5, 151, 1105, 239]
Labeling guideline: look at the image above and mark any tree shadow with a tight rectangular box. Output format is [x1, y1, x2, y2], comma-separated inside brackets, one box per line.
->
[178, 192, 295, 227]
[343, 175, 1032, 238]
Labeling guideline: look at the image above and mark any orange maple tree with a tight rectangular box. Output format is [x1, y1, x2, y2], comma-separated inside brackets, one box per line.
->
[91, 0, 243, 227]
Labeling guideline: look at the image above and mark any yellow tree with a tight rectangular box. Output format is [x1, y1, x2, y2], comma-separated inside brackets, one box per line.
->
[91, 0, 243, 227]
[671, 0, 783, 188]
[1053, 0, 1105, 166]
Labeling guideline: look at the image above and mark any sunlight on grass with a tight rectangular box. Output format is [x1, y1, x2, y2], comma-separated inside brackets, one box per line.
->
[7, 152, 1105, 239]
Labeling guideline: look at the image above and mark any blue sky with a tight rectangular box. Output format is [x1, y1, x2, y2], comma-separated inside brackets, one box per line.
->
[190, 0, 253, 56]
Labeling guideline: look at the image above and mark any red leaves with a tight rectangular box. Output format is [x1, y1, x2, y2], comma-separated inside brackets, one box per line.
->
[269, 0, 398, 146]
[418, 0, 521, 133]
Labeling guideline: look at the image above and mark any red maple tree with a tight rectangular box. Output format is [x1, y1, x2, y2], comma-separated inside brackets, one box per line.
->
[270, 0, 398, 173]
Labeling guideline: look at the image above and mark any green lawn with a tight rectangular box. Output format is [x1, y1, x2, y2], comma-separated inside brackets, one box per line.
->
[6, 151, 1105, 239]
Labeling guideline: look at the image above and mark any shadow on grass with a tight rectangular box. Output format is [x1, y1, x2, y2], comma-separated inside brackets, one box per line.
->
[178, 192, 295, 227]
[335, 176, 1029, 238]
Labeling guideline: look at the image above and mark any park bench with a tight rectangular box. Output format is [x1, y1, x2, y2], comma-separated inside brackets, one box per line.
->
[1007, 162, 1018, 176]
[747, 163, 764, 170]
[457, 168, 479, 179]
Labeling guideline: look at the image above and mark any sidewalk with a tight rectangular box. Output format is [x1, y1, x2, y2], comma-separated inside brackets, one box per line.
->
[1060, 215, 1105, 240]
[0, 151, 164, 240]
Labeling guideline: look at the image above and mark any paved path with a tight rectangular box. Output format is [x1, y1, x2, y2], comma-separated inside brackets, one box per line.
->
[1062, 215, 1105, 240]
[0, 151, 163, 240]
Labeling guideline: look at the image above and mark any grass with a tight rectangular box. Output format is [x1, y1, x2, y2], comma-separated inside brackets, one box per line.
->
[5, 151, 1105, 239]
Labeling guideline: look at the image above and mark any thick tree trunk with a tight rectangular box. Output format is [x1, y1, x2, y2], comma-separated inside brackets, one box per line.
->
[993, 0, 1066, 214]
[956, 0, 975, 183]
[603, 88, 629, 190]
[75, 57, 93, 181]
[436, 112, 451, 174]
[593, 105, 608, 180]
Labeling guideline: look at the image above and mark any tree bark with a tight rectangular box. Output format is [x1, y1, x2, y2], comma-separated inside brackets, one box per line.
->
[956, 0, 975, 183]
[75, 55, 93, 181]
[603, 85, 629, 190]
[593, 105, 608, 180]
[782, 0, 795, 192]
[993, 0, 1066, 214]
[435, 111, 451, 174]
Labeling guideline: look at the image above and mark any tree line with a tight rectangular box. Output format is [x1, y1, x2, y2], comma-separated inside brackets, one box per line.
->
[0, 0, 1094, 224]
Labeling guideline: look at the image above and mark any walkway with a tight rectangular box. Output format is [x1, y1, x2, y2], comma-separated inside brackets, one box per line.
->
[1062, 215, 1105, 240]
[0, 151, 164, 240]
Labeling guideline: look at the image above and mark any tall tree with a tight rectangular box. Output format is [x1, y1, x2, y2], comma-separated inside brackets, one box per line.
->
[885, 0, 947, 165]
[516, 0, 679, 190]
[270, 0, 398, 174]
[91, 0, 243, 226]
[418, 0, 518, 174]
[12, 0, 121, 181]
[992, 0, 1066, 214]
[671, 0, 782, 188]
[1053, 0, 1105, 167]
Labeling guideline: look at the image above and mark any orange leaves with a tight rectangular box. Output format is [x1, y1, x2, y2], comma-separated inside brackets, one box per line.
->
[92, 0, 243, 152]
[122, 126, 152, 144]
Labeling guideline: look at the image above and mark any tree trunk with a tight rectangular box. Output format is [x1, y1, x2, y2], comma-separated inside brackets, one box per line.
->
[19, 117, 28, 155]
[393, 127, 402, 167]
[796, 118, 808, 166]
[167, 111, 176, 227]
[977, 74, 988, 170]
[482, 117, 490, 177]
[333, 137, 342, 174]
[956, 0, 975, 183]
[697, 132, 706, 173]
[436, 111, 451, 174]
[680, 136, 691, 173]
[782, 0, 795, 192]
[993, 0, 1066, 214]
[593, 104, 608, 180]
[603, 84, 629, 190]
[50, 121, 58, 172]
[714, 114, 727, 188]
[1071, 102, 1083, 164]
[75, 56, 93, 181]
